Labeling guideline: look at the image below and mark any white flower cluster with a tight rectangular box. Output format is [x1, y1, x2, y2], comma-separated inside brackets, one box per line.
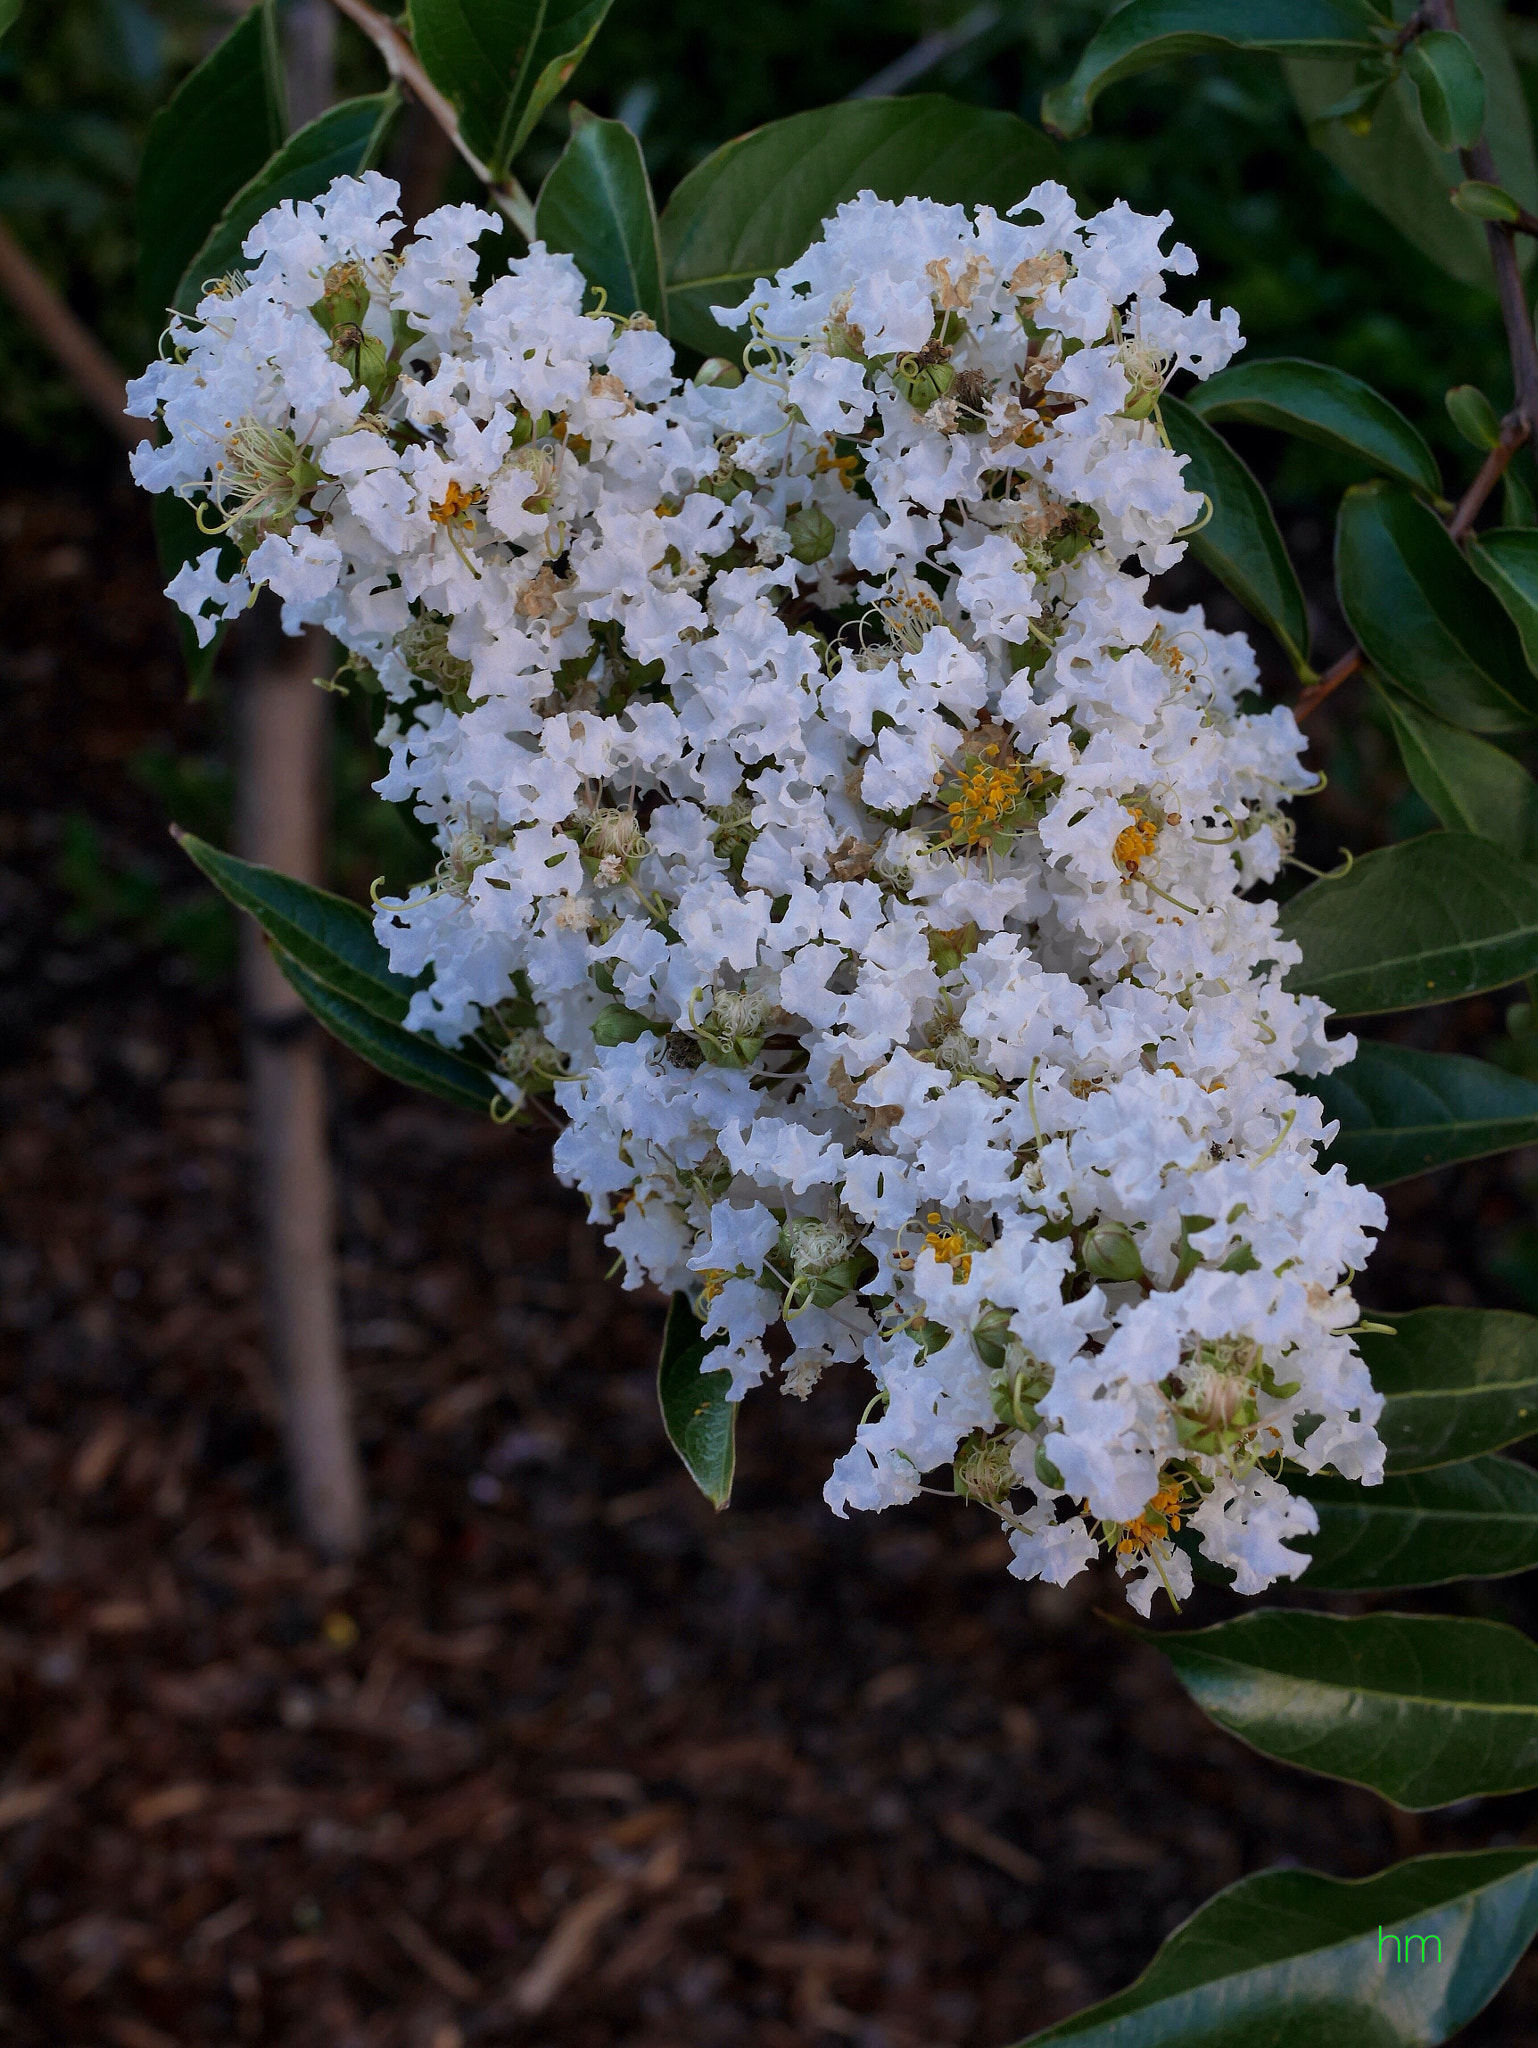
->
[130, 172, 1387, 1613]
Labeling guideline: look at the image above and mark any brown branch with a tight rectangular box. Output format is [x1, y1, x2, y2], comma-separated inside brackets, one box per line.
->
[322, 0, 536, 237]
[1294, 646, 1363, 725]
[0, 216, 150, 447]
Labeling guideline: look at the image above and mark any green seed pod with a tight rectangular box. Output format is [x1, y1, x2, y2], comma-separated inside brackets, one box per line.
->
[786, 504, 836, 565]
[1080, 1219, 1145, 1284]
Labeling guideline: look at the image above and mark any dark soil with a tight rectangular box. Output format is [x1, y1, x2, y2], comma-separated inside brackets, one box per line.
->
[5, 469, 1538, 2048]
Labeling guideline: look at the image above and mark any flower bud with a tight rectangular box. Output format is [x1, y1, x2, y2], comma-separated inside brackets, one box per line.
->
[1080, 1219, 1144, 1284]
[695, 357, 743, 388]
[312, 259, 370, 335]
[786, 504, 836, 564]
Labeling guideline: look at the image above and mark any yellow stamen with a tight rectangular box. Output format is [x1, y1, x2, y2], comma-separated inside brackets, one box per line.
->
[429, 480, 483, 528]
[1116, 1482, 1186, 1555]
[945, 751, 1027, 846]
[1113, 804, 1159, 877]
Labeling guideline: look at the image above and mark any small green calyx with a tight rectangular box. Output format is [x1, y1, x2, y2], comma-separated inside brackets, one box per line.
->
[891, 340, 955, 411]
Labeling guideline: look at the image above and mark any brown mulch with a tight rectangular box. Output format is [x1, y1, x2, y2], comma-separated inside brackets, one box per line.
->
[6, 467, 1538, 2048]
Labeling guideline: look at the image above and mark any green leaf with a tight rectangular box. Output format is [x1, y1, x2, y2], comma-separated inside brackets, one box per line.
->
[1357, 1308, 1538, 1473]
[1446, 381, 1503, 450]
[1014, 1847, 1538, 2046]
[0, 0, 21, 41]
[1304, 1041, 1538, 1185]
[1280, 831, 1538, 1014]
[659, 96, 1058, 358]
[1162, 395, 1311, 677]
[1293, 1456, 1538, 1590]
[1469, 526, 1538, 678]
[273, 950, 496, 1114]
[1038, 0, 1384, 140]
[1505, 462, 1538, 529]
[657, 1292, 736, 1509]
[1335, 481, 1538, 733]
[1374, 685, 1538, 861]
[1453, 176, 1525, 222]
[534, 106, 663, 325]
[175, 94, 398, 315]
[151, 492, 233, 698]
[1155, 1609, 1538, 1809]
[1286, 0, 1538, 290]
[136, 2, 286, 326]
[1184, 356, 1440, 494]
[172, 829, 423, 1023]
[1405, 29, 1486, 153]
[407, 0, 614, 180]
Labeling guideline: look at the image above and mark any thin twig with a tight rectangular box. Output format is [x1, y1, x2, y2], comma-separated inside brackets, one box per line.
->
[1447, 408, 1529, 539]
[322, 0, 536, 237]
[0, 216, 149, 447]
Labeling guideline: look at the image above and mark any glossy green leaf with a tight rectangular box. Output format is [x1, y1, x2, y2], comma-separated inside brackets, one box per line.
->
[1015, 1848, 1538, 2047]
[1162, 396, 1311, 676]
[175, 94, 398, 314]
[1038, 0, 1384, 140]
[534, 105, 663, 325]
[1469, 526, 1538, 678]
[1292, 1457, 1538, 1590]
[136, 3, 285, 325]
[1405, 29, 1486, 152]
[408, 0, 613, 179]
[1286, 0, 1538, 289]
[1357, 1308, 1538, 1473]
[1306, 1041, 1538, 1186]
[1335, 482, 1538, 733]
[1280, 831, 1538, 1015]
[151, 493, 233, 698]
[0, 0, 21, 40]
[1155, 1609, 1538, 1809]
[657, 1292, 736, 1509]
[659, 96, 1058, 358]
[1374, 685, 1538, 861]
[1185, 356, 1439, 494]
[273, 950, 495, 1113]
[173, 829, 422, 1023]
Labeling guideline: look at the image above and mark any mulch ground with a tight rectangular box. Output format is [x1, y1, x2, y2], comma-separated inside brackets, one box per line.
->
[6, 464, 1538, 2048]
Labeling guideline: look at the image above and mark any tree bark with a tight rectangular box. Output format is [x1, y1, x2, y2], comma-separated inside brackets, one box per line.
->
[236, 618, 365, 1557]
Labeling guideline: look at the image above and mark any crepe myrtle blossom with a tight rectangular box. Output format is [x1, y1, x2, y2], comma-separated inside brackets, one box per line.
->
[130, 172, 1385, 1615]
